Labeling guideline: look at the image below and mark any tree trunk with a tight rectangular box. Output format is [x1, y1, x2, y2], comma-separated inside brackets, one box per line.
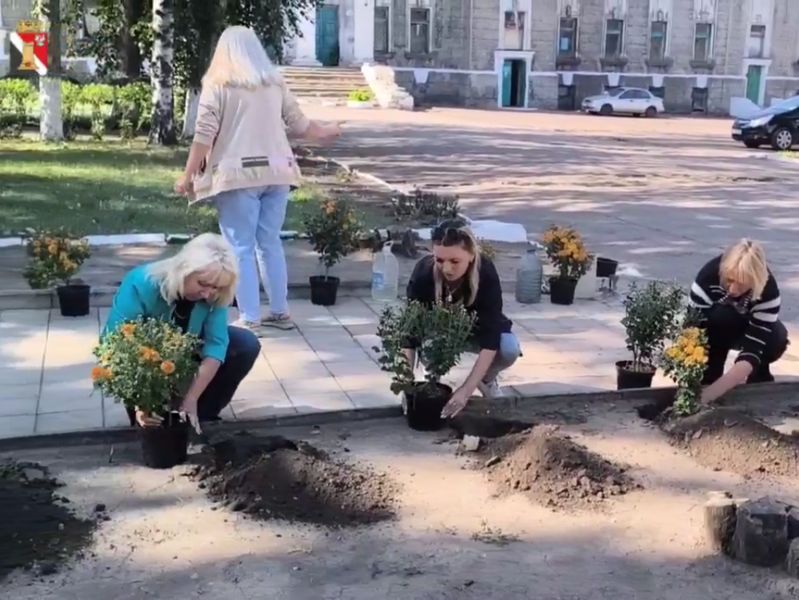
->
[121, 0, 145, 79]
[704, 496, 737, 556]
[149, 0, 177, 146]
[40, 0, 63, 142]
[180, 87, 200, 139]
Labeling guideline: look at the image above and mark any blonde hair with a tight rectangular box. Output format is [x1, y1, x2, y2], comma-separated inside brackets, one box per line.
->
[719, 238, 769, 299]
[148, 233, 239, 308]
[432, 223, 482, 307]
[202, 25, 280, 89]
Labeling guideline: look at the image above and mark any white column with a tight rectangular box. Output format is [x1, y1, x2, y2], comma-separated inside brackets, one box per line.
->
[353, 0, 375, 64]
[291, 12, 321, 66]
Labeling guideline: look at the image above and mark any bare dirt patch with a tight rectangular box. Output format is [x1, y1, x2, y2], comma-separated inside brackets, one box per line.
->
[480, 426, 640, 511]
[189, 433, 399, 528]
[0, 460, 94, 580]
[663, 407, 799, 477]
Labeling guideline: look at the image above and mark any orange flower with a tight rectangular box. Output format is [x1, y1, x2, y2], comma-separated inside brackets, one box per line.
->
[120, 323, 136, 339]
[139, 347, 161, 362]
[160, 360, 176, 375]
[48, 243, 58, 255]
[91, 366, 111, 381]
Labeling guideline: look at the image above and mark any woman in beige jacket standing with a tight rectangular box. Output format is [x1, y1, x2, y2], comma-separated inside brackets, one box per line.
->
[175, 26, 341, 332]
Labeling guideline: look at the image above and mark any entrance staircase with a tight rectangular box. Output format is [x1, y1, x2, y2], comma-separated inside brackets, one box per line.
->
[279, 66, 369, 105]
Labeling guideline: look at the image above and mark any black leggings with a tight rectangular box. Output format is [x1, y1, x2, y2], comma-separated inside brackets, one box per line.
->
[701, 305, 788, 385]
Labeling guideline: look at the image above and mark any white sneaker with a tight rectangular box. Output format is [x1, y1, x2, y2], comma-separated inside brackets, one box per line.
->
[477, 378, 506, 399]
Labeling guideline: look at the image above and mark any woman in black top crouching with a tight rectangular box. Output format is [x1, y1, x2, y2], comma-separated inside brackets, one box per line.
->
[404, 220, 521, 418]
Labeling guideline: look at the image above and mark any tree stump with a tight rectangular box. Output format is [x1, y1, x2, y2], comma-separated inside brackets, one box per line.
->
[787, 539, 799, 578]
[733, 497, 790, 567]
[704, 497, 737, 555]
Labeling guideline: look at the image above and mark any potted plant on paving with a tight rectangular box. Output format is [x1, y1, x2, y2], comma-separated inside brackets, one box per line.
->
[541, 225, 593, 305]
[661, 326, 709, 416]
[25, 230, 92, 317]
[303, 198, 362, 306]
[347, 87, 375, 108]
[92, 318, 201, 469]
[617, 280, 684, 390]
[376, 300, 475, 431]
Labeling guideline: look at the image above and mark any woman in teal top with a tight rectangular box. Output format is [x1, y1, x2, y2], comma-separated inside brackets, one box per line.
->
[103, 233, 260, 431]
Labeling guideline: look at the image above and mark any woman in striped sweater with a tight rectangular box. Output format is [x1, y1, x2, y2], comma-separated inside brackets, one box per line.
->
[689, 239, 788, 404]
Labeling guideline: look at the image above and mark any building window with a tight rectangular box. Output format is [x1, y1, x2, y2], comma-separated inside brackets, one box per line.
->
[694, 23, 713, 61]
[374, 5, 389, 54]
[410, 7, 430, 55]
[748, 24, 766, 58]
[650, 21, 667, 60]
[604, 19, 624, 58]
[503, 11, 526, 50]
[649, 86, 665, 99]
[558, 17, 577, 57]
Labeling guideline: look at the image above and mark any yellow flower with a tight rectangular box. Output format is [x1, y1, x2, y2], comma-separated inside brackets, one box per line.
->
[48, 243, 58, 255]
[160, 360, 176, 375]
[120, 323, 136, 339]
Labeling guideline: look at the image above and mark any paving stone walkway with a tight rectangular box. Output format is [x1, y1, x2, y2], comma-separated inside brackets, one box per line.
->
[3, 294, 799, 440]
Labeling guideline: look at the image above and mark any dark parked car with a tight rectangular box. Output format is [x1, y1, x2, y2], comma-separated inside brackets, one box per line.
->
[732, 95, 799, 150]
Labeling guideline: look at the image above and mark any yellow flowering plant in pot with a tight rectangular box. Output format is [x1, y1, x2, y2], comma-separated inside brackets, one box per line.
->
[660, 327, 709, 416]
[541, 225, 593, 305]
[92, 318, 201, 468]
[25, 230, 91, 317]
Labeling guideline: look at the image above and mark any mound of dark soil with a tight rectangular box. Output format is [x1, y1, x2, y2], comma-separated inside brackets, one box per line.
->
[0, 461, 93, 580]
[481, 426, 639, 511]
[190, 433, 398, 528]
[664, 408, 799, 477]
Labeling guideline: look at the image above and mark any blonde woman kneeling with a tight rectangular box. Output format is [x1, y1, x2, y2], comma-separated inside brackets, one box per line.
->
[689, 239, 788, 404]
[102, 233, 260, 430]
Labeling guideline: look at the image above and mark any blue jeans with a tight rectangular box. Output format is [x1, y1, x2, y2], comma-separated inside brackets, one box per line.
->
[215, 185, 291, 322]
[468, 332, 522, 382]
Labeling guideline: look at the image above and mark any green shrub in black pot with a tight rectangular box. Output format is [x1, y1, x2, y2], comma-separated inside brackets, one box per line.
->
[302, 198, 362, 306]
[376, 301, 475, 431]
[617, 281, 684, 390]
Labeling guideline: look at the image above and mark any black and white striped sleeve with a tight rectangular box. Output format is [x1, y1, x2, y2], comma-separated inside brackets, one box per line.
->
[689, 258, 719, 318]
[737, 276, 781, 367]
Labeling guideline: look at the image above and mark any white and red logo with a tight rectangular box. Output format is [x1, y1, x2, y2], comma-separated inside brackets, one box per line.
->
[10, 20, 48, 75]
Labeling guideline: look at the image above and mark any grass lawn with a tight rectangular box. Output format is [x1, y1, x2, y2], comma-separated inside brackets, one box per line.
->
[0, 138, 335, 237]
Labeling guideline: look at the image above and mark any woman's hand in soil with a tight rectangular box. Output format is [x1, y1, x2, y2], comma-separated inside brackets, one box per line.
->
[136, 409, 163, 428]
[441, 388, 470, 419]
[179, 395, 202, 434]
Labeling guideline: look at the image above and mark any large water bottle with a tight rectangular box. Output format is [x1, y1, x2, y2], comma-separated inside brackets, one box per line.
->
[372, 243, 399, 301]
[515, 246, 543, 304]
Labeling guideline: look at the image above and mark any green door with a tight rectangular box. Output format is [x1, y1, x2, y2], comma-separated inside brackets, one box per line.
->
[316, 5, 340, 66]
[746, 65, 762, 105]
[501, 60, 512, 107]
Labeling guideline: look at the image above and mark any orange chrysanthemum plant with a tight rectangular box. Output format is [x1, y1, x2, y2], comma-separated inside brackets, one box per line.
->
[541, 225, 593, 281]
[24, 229, 90, 289]
[92, 319, 200, 417]
[661, 327, 709, 416]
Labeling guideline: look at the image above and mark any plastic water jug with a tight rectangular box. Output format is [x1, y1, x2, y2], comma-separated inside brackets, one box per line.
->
[515, 247, 543, 304]
[372, 243, 399, 301]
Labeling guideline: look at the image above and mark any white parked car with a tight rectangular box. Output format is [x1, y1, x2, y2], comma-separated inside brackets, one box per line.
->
[581, 87, 665, 117]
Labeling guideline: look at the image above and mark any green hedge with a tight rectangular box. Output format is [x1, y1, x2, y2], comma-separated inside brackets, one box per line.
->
[0, 79, 187, 139]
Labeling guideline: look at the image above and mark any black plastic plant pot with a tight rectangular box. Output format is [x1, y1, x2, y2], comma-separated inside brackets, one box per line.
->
[615, 360, 656, 390]
[596, 257, 619, 278]
[549, 277, 578, 305]
[140, 412, 189, 469]
[309, 275, 340, 306]
[56, 284, 91, 317]
[403, 382, 453, 431]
